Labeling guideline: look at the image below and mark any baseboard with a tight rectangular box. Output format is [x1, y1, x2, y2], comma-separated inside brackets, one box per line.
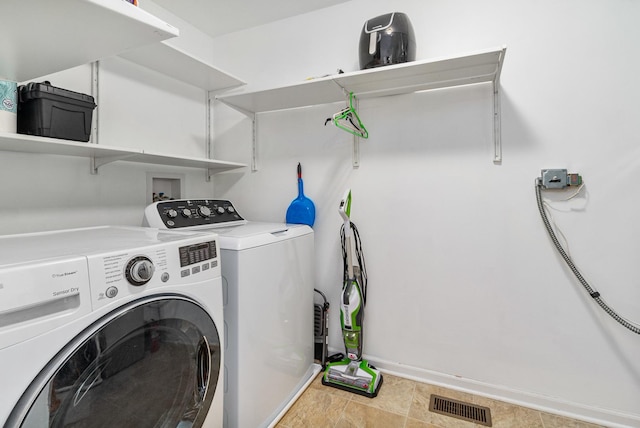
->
[360, 354, 639, 428]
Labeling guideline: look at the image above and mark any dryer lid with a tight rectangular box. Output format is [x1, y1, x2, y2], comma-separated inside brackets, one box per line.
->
[216, 222, 313, 251]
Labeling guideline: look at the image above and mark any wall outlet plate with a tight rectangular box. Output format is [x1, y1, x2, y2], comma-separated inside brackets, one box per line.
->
[541, 169, 568, 189]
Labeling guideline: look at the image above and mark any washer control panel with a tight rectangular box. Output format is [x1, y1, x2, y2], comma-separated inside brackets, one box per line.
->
[145, 199, 246, 229]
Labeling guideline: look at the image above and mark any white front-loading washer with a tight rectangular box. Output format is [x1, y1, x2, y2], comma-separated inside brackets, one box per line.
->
[144, 199, 317, 428]
[0, 226, 224, 428]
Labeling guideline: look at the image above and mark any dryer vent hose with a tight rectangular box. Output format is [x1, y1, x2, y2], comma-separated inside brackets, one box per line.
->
[535, 179, 640, 335]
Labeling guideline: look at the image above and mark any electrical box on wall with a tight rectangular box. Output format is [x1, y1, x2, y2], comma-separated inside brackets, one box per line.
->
[540, 169, 582, 189]
[146, 172, 184, 204]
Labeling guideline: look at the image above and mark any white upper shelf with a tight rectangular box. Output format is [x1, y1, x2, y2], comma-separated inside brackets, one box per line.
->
[217, 47, 506, 114]
[0, 0, 179, 82]
[118, 41, 245, 91]
[0, 132, 246, 175]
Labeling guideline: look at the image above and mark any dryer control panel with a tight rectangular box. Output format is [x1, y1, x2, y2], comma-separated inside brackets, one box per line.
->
[88, 235, 221, 310]
[145, 199, 246, 229]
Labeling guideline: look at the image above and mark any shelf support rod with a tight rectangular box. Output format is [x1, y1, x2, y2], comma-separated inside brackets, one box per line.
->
[333, 83, 362, 169]
[251, 113, 258, 171]
[90, 61, 100, 175]
[492, 46, 506, 164]
[352, 94, 360, 168]
[207, 168, 220, 181]
[215, 97, 259, 171]
[206, 92, 213, 182]
[492, 79, 501, 163]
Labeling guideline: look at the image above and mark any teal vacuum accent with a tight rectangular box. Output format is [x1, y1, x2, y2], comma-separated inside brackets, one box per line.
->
[322, 189, 382, 398]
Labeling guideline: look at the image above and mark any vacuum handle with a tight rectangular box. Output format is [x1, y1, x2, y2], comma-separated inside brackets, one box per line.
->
[345, 232, 354, 279]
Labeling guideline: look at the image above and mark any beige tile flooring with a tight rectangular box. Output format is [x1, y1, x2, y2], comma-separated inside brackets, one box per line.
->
[275, 372, 606, 428]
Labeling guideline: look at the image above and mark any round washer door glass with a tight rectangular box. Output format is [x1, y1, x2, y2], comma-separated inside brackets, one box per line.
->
[13, 296, 220, 428]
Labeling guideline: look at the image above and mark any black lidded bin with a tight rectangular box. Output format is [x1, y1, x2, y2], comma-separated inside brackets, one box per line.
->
[18, 81, 96, 142]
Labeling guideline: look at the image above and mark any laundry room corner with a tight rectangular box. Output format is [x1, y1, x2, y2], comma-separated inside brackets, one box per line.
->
[210, 0, 640, 426]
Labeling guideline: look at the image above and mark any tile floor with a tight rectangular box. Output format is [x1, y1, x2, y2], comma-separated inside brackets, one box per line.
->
[275, 372, 606, 428]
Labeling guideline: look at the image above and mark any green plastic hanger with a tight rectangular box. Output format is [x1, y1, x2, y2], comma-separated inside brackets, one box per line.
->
[327, 92, 369, 139]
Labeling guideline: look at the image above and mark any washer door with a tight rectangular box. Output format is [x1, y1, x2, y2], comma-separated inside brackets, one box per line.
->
[8, 296, 220, 428]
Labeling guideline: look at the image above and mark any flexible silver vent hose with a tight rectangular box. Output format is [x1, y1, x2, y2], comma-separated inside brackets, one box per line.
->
[535, 179, 640, 335]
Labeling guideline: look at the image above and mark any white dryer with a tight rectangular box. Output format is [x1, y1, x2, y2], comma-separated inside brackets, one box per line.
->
[144, 199, 317, 428]
[0, 226, 224, 427]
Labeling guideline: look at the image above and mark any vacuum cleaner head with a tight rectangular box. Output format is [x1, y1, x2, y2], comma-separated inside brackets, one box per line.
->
[322, 359, 383, 398]
[359, 12, 416, 70]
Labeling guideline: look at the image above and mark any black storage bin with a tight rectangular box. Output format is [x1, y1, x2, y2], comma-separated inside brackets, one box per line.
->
[17, 81, 96, 142]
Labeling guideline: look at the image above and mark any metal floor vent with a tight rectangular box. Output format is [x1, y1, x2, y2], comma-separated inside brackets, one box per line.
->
[429, 395, 492, 426]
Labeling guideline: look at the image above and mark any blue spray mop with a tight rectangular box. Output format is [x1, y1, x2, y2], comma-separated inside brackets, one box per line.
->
[322, 189, 382, 398]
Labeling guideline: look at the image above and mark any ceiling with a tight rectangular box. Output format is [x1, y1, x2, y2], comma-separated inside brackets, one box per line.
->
[151, 0, 349, 38]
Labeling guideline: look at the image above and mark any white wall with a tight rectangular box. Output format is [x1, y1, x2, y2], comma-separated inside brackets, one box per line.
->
[211, 0, 640, 426]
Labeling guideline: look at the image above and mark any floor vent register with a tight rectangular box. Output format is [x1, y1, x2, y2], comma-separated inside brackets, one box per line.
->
[429, 395, 493, 426]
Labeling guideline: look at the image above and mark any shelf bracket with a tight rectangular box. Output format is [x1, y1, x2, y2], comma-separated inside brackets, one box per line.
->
[352, 133, 360, 168]
[332, 85, 363, 169]
[206, 92, 213, 182]
[251, 113, 258, 171]
[91, 61, 100, 146]
[90, 153, 138, 175]
[89, 61, 101, 175]
[352, 94, 360, 168]
[492, 79, 501, 163]
[206, 168, 216, 181]
[492, 48, 506, 164]
[214, 96, 259, 171]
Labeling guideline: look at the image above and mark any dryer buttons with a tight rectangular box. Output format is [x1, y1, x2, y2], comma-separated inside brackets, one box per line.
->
[105, 286, 118, 298]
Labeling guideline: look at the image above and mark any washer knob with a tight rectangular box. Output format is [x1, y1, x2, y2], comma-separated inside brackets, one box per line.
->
[216, 206, 225, 215]
[198, 205, 212, 217]
[167, 209, 178, 219]
[125, 256, 155, 286]
[181, 208, 192, 218]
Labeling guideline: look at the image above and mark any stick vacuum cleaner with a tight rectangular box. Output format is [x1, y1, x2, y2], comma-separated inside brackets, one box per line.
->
[322, 189, 383, 398]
